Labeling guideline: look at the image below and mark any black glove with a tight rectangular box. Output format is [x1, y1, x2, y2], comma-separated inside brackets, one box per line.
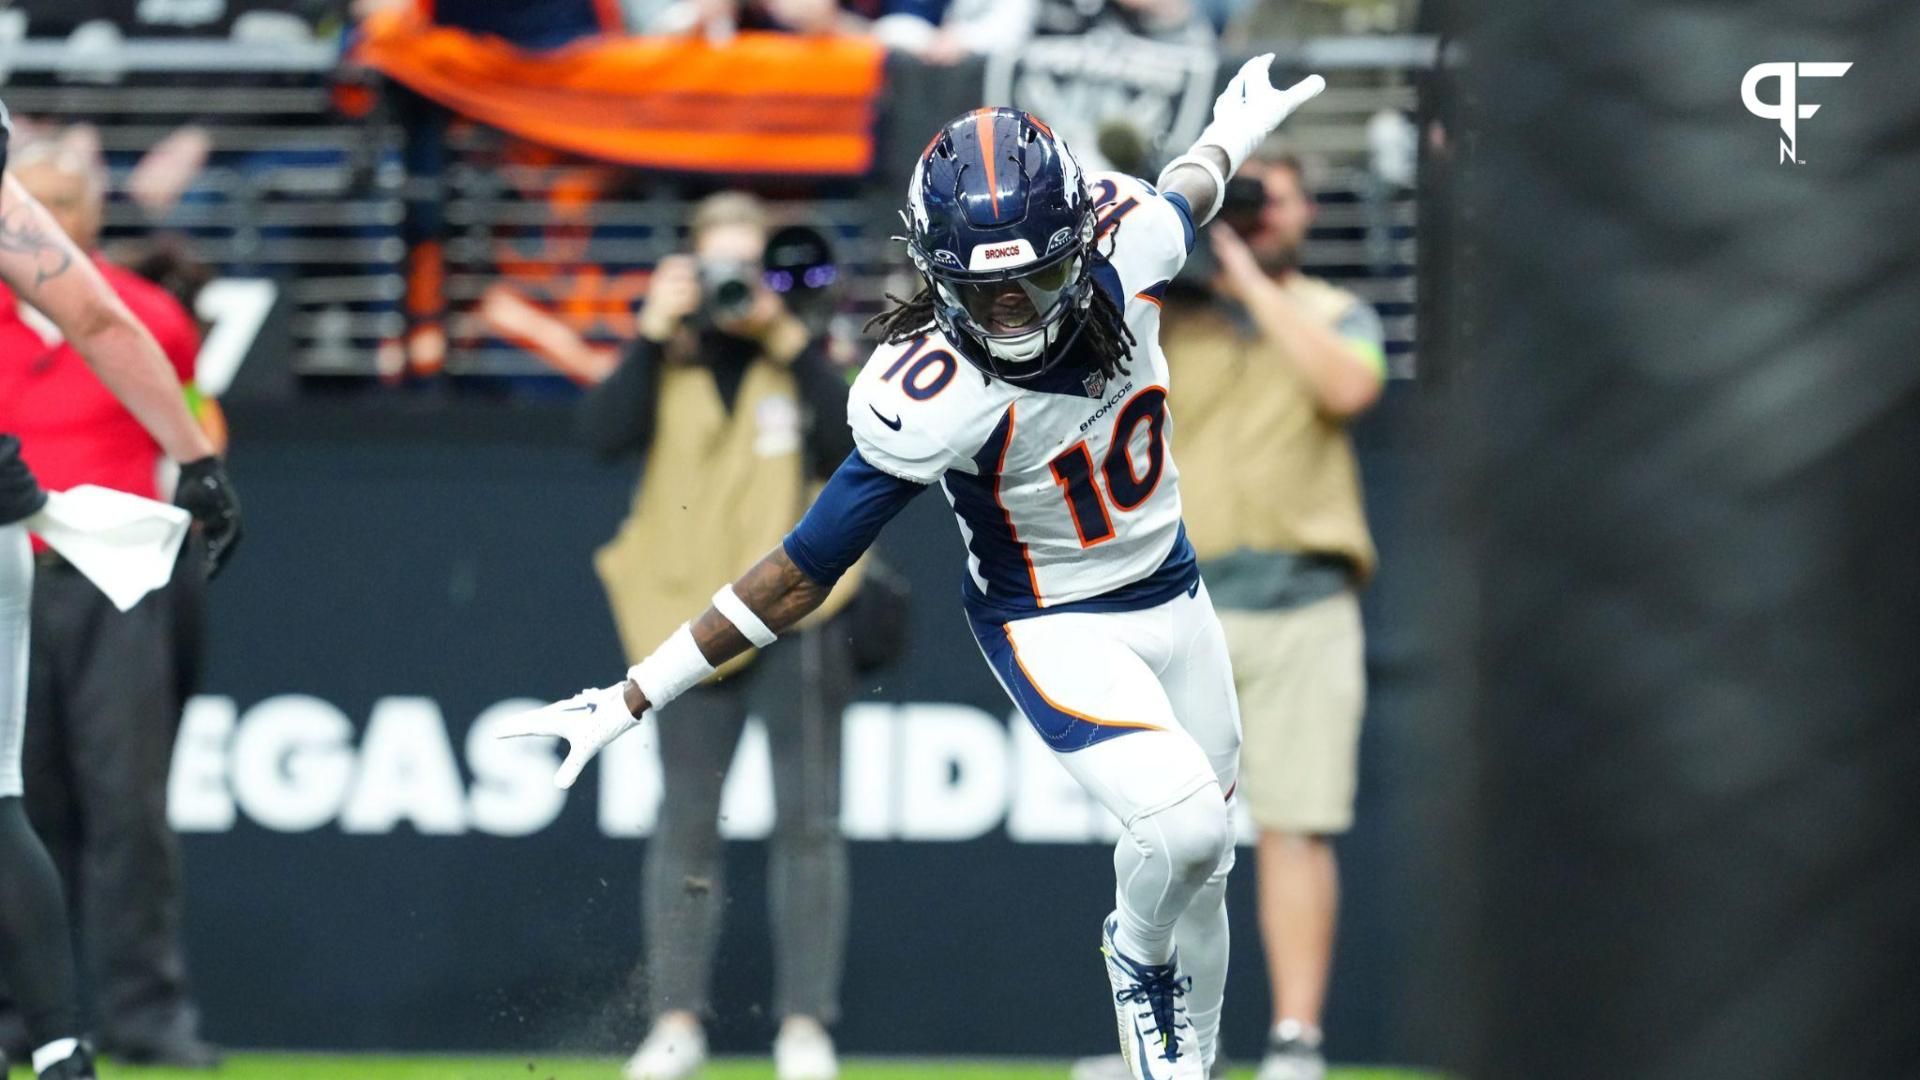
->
[173, 456, 243, 578]
[0, 435, 49, 527]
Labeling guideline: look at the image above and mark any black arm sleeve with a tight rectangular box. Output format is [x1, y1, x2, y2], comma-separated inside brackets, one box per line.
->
[792, 340, 855, 480]
[0, 435, 49, 526]
[577, 335, 666, 460]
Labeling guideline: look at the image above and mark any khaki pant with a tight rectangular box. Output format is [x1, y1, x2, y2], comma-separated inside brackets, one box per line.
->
[1217, 591, 1367, 834]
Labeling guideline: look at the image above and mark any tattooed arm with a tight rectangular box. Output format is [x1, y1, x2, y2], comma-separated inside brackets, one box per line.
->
[0, 175, 214, 465]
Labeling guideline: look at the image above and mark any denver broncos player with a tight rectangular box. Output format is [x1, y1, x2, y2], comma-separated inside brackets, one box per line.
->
[507, 57, 1325, 1080]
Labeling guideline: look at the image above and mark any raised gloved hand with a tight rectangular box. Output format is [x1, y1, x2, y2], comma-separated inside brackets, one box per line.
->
[1196, 55, 1327, 176]
[173, 456, 243, 578]
[496, 682, 645, 789]
[0, 436, 49, 527]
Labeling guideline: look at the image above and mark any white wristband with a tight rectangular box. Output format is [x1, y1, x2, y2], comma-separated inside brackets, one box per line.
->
[1158, 152, 1229, 226]
[712, 585, 777, 648]
[627, 623, 716, 710]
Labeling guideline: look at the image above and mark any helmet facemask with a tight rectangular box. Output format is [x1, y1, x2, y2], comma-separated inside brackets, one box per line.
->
[910, 213, 1098, 384]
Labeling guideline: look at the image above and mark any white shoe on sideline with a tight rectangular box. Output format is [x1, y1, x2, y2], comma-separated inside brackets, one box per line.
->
[1257, 1019, 1327, 1080]
[774, 1015, 840, 1080]
[624, 1015, 708, 1080]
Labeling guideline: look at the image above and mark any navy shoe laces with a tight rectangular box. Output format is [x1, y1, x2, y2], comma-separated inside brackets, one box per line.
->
[1114, 963, 1194, 1060]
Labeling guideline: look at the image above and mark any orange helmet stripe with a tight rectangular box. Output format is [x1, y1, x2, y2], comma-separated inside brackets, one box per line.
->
[975, 107, 1002, 220]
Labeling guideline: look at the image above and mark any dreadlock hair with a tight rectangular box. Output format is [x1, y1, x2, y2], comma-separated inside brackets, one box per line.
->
[864, 272, 1137, 384]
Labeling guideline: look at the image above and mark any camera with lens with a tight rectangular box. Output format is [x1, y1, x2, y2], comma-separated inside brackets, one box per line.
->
[1216, 175, 1270, 235]
[699, 260, 760, 322]
[1175, 175, 1271, 291]
[761, 224, 840, 331]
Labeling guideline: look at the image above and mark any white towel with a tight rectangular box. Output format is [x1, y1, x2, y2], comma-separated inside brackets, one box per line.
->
[25, 485, 191, 612]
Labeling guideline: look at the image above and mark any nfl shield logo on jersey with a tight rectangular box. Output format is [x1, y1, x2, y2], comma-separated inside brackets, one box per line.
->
[1083, 371, 1106, 398]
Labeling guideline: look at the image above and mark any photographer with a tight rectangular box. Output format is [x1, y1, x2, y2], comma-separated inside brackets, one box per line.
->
[579, 192, 858, 1080]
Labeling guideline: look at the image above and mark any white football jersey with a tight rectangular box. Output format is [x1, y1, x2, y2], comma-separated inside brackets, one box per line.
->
[848, 172, 1197, 621]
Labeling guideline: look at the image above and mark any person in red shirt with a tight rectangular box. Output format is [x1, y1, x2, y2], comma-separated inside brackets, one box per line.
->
[0, 124, 228, 1072]
[0, 100, 238, 1080]
[0, 187, 213, 502]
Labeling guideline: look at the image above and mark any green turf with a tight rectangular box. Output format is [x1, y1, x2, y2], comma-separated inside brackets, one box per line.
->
[6, 1055, 1440, 1080]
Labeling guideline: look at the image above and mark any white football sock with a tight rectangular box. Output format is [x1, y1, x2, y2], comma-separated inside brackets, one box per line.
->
[1175, 846, 1234, 1066]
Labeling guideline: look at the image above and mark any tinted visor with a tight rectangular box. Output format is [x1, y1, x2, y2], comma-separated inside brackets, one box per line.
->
[935, 255, 1082, 337]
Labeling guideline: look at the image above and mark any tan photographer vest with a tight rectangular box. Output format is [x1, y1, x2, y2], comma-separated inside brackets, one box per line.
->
[1165, 275, 1378, 584]
[595, 355, 859, 679]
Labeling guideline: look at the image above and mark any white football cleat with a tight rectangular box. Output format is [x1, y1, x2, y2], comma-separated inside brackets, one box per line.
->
[624, 1015, 708, 1080]
[773, 1015, 839, 1080]
[1101, 913, 1205, 1080]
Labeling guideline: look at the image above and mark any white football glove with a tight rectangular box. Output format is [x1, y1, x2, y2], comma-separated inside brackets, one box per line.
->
[1195, 55, 1327, 175]
[497, 682, 645, 789]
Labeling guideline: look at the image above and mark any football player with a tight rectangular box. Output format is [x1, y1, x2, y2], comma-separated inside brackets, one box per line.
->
[0, 99, 241, 1080]
[506, 58, 1324, 1080]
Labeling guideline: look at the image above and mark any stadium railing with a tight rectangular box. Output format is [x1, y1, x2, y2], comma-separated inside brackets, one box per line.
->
[2, 34, 1428, 384]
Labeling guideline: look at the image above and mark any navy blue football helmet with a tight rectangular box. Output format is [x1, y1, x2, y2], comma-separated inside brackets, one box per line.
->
[904, 107, 1098, 383]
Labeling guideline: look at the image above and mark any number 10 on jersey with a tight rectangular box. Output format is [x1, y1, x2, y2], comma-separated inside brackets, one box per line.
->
[1048, 387, 1169, 547]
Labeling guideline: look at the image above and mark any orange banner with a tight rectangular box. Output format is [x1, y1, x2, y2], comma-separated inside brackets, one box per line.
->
[354, 11, 886, 175]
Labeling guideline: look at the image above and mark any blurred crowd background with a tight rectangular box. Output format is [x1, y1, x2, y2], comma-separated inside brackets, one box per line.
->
[0, 0, 1431, 390]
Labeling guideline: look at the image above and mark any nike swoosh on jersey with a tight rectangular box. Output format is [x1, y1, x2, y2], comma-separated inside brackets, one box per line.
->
[869, 404, 903, 431]
[561, 702, 598, 714]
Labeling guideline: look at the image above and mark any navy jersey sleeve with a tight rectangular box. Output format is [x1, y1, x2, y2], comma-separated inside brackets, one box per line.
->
[782, 449, 928, 587]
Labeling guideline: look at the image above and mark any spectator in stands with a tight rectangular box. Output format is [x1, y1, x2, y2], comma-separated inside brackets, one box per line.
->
[579, 192, 859, 1080]
[1226, 0, 1417, 41]
[0, 127, 225, 1071]
[355, 0, 628, 48]
[123, 127, 213, 222]
[871, 0, 1038, 62]
[629, 0, 868, 36]
[1032, 0, 1213, 44]
[1171, 150, 1384, 1080]
[0, 120, 211, 226]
